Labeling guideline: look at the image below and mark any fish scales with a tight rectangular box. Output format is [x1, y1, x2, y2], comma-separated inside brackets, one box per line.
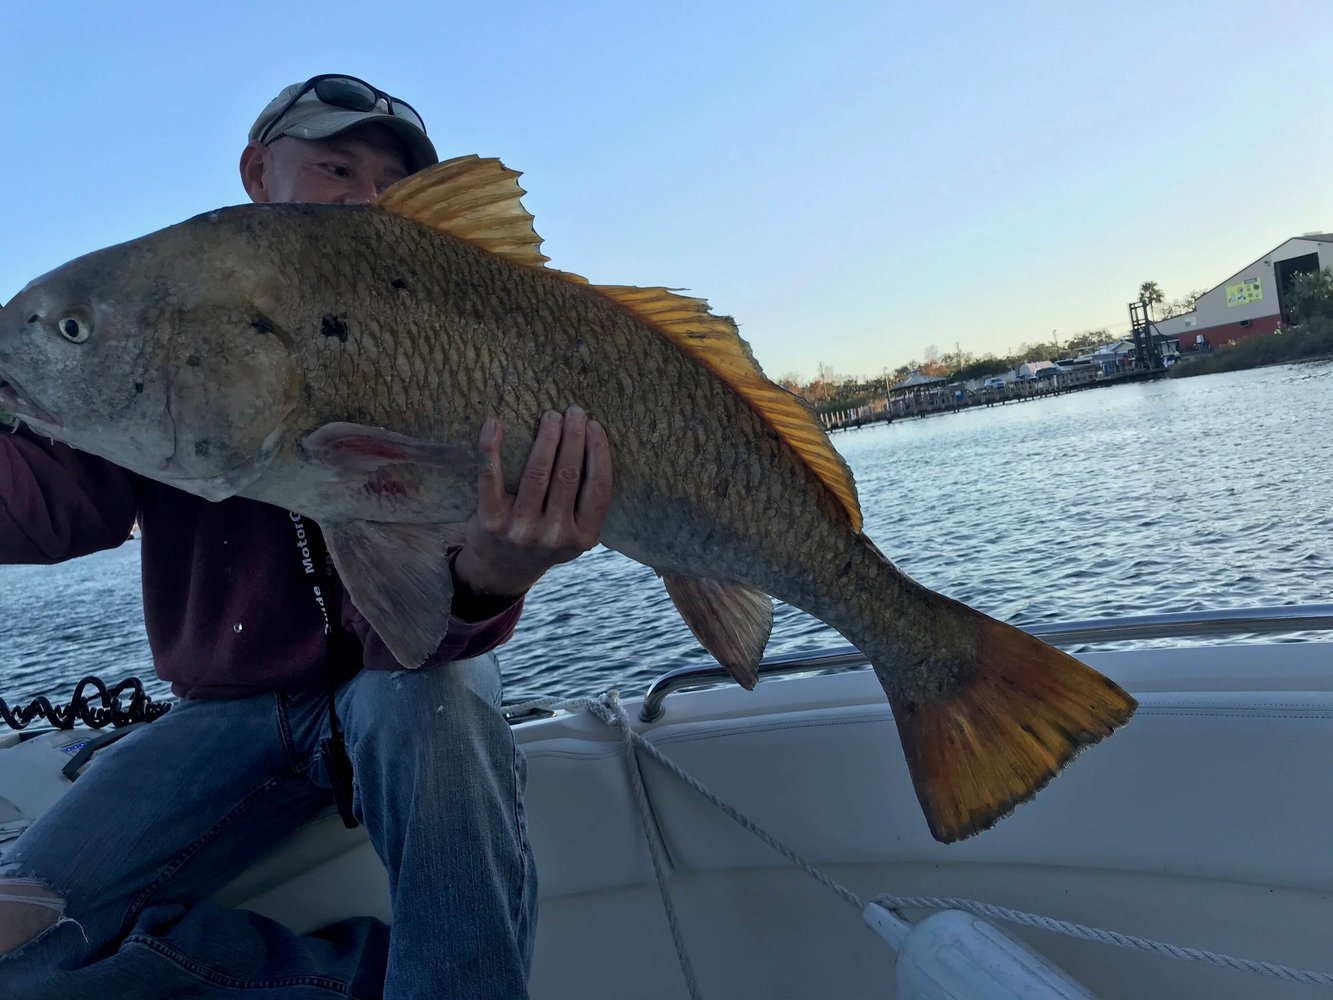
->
[235, 206, 830, 599]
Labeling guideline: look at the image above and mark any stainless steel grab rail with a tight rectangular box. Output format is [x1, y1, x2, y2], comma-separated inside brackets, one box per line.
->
[636, 603, 1333, 722]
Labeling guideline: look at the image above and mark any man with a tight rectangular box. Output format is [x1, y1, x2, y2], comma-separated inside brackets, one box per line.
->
[0, 74, 610, 998]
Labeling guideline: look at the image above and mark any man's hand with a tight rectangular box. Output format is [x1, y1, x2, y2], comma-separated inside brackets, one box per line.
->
[452, 406, 612, 616]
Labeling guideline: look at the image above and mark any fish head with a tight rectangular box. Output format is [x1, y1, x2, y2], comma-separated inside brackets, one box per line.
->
[0, 208, 304, 500]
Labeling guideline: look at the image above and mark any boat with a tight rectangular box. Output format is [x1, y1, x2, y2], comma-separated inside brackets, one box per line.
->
[4, 604, 1333, 998]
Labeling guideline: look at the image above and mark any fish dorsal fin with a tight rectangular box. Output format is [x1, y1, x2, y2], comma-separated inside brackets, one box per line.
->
[595, 285, 862, 531]
[376, 155, 553, 268]
[379, 157, 858, 529]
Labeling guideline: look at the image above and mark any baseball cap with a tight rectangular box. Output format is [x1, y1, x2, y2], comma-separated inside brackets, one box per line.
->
[249, 74, 438, 174]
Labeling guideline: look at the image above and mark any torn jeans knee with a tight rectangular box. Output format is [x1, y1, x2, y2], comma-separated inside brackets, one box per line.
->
[0, 875, 81, 959]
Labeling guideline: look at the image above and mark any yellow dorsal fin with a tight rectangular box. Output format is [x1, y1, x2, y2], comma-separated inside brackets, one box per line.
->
[378, 157, 860, 530]
[376, 155, 552, 268]
[596, 285, 862, 531]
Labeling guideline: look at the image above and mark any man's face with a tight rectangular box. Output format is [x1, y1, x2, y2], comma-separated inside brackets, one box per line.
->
[244, 126, 411, 206]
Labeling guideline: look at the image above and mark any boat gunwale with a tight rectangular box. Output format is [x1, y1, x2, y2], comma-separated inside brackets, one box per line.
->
[627, 602, 1333, 723]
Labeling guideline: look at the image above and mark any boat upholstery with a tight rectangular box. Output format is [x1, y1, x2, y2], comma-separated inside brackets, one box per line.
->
[201, 641, 1333, 997]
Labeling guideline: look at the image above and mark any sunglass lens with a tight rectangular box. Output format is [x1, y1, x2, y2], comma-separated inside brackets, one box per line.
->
[313, 78, 379, 113]
[390, 101, 426, 132]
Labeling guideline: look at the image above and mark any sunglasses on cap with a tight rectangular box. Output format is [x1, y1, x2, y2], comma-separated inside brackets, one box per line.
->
[258, 74, 427, 144]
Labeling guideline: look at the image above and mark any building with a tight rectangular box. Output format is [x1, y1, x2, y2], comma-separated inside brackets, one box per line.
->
[1155, 234, 1333, 350]
[1016, 360, 1057, 379]
[1051, 359, 1099, 385]
[887, 371, 952, 414]
[1054, 330, 1180, 378]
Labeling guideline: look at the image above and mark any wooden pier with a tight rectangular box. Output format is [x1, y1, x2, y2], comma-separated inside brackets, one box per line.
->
[822, 368, 1167, 432]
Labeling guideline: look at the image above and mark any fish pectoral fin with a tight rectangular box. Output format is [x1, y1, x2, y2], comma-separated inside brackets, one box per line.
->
[301, 422, 480, 479]
[661, 575, 773, 690]
[325, 520, 458, 669]
[434, 521, 469, 549]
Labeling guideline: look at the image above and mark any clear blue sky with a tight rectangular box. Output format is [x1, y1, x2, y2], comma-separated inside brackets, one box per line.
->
[5, 1, 1331, 380]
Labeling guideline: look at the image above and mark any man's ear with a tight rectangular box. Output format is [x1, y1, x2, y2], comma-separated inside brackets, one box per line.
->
[239, 141, 271, 204]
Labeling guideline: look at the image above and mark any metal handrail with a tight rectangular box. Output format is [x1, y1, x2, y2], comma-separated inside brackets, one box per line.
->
[637, 603, 1333, 723]
[1022, 603, 1333, 644]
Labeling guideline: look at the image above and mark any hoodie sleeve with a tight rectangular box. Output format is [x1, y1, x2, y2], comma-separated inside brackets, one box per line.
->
[0, 426, 139, 564]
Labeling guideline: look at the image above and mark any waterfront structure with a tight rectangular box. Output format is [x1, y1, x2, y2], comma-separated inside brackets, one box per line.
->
[1056, 360, 1099, 384]
[1155, 233, 1333, 350]
[1074, 335, 1179, 375]
[1015, 360, 1056, 379]
[889, 371, 952, 414]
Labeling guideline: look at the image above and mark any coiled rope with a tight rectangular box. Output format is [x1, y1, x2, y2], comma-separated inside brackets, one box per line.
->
[503, 691, 1333, 995]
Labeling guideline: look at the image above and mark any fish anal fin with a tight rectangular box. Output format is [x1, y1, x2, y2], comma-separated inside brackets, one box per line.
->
[888, 615, 1137, 844]
[597, 285, 862, 532]
[325, 521, 458, 669]
[662, 575, 773, 690]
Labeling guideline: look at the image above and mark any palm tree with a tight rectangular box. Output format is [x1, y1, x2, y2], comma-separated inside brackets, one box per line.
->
[1139, 281, 1164, 318]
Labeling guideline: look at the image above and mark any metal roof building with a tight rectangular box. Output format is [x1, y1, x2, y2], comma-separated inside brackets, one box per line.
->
[1154, 234, 1333, 350]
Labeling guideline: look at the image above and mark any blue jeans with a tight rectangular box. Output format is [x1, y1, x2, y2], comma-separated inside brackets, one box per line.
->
[0, 653, 537, 999]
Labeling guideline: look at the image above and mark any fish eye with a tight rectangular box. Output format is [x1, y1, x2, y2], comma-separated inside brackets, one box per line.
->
[57, 313, 92, 344]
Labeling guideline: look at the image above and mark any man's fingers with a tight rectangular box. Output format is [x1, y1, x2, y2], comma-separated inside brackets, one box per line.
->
[544, 406, 588, 521]
[510, 410, 562, 526]
[475, 418, 507, 527]
[575, 419, 613, 539]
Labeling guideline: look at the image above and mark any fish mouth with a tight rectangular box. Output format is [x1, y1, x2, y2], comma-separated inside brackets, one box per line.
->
[0, 374, 62, 428]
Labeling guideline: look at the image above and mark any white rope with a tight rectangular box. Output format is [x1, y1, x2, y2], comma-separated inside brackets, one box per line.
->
[586, 694, 703, 1000]
[506, 692, 702, 998]
[870, 895, 1333, 988]
[508, 691, 1333, 990]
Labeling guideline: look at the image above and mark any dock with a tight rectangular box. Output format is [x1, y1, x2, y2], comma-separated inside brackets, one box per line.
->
[822, 368, 1167, 432]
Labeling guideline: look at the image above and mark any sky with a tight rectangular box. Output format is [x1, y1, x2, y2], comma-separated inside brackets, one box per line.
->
[3, 1, 1331, 381]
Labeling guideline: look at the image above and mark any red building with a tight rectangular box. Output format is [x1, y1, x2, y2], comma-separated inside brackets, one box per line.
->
[1154, 234, 1333, 350]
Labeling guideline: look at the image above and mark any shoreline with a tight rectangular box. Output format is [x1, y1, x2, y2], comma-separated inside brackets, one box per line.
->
[1170, 351, 1333, 378]
[1168, 320, 1333, 379]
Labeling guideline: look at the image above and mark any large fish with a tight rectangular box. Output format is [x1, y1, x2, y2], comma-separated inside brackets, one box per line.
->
[0, 156, 1135, 842]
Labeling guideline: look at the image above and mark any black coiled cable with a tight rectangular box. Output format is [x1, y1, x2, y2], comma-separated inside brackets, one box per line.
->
[0, 676, 171, 731]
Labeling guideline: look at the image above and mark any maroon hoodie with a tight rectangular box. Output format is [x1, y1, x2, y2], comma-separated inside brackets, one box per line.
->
[0, 427, 521, 698]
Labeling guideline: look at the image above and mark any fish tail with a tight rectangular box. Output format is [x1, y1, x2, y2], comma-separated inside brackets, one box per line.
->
[882, 601, 1136, 844]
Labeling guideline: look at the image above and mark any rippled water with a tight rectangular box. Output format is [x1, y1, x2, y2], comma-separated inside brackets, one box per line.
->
[3, 362, 1332, 710]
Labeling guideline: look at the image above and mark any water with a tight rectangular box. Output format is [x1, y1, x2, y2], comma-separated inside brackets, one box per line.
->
[3, 363, 1332, 710]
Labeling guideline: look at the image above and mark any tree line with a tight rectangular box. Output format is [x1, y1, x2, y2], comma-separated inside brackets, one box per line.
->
[782, 279, 1209, 410]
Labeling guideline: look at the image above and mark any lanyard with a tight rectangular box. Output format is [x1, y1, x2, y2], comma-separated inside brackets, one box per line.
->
[288, 510, 333, 634]
[288, 511, 360, 830]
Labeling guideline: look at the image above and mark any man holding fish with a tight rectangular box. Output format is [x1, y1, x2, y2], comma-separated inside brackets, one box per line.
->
[0, 74, 608, 998]
[0, 56, 1139, 1000]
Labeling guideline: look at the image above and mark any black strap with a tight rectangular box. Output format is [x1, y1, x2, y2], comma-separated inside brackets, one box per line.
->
[290, 511, 360, 830]
[321, 641, 359, 830]
[320, 724, 358, 829]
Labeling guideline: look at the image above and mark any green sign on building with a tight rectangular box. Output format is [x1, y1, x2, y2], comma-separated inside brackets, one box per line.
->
[1225, 277, 1262, 307]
